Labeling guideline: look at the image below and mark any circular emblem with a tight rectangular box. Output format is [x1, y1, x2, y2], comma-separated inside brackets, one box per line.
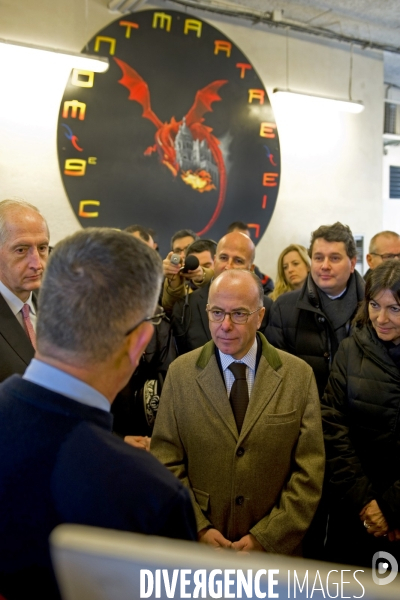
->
[57, 9, 280, 254]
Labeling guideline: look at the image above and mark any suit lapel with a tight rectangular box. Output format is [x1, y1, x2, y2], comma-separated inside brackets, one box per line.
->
[195, 335, 283, 442]
[196, 354, 238, 440]
[239, 356, 282, 440]
[0, 294, 35, 364]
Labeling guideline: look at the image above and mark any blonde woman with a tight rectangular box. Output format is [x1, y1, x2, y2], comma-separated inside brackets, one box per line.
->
[270, 244, 310, 301]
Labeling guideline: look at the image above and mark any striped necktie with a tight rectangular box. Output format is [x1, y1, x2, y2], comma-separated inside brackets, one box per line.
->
[21, 304, 36, 350]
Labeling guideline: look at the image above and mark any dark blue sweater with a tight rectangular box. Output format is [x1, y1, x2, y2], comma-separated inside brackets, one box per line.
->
[0, 376, 196, 599]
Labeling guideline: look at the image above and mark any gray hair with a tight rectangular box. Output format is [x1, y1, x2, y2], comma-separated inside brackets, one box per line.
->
[210, 269, 264, 306]
[0, 198, 48, 244]
[369, 230, 400, 253]
[37, 228, 163, 363]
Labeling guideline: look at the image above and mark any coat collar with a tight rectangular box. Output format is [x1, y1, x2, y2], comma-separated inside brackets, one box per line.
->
[296, 271, 365, 313]
[354, 325, 400, 378]
[2, 375, 113, 430]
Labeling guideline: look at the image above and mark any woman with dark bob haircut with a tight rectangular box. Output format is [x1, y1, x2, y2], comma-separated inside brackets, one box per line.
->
[321, 260, 400, 567]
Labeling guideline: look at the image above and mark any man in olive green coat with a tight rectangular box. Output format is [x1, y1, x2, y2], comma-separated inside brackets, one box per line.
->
[152, 269, 324, 555]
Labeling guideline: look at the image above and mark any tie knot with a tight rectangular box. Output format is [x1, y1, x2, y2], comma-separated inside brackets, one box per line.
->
[21, 304, 30, 318]
[228, 362, 247, 380]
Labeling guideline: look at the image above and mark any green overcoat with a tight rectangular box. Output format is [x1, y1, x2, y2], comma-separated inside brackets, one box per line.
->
[151, 333, 325, 555]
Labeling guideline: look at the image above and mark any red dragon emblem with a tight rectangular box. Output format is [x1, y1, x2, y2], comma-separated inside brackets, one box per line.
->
[114, 57, 227, 235]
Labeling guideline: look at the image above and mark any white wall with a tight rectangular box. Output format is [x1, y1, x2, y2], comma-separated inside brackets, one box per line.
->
[0, 0, 384, 277]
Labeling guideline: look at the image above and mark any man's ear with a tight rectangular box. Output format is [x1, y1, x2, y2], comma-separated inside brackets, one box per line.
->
[250, 264, 255, 272]
[350, 256, 357, 273]
[366, 254, 373, 269]
[257, 306, 266, 329]
[126, 323, 153, 369]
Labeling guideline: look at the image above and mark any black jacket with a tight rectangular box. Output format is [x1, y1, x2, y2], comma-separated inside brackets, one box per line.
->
[321, 325, 400, 527]
[266, 272, 365, 396]
[171, 282, 273, 355]
[0, 293, 35, 383]
[254, 265, 274, 295]
[111, 312, 176, 437]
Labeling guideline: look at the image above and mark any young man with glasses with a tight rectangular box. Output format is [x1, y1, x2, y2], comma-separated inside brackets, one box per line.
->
[162, 228, 207, 300]
[152, 269, 324, 556]
[162, 237, 216, 314]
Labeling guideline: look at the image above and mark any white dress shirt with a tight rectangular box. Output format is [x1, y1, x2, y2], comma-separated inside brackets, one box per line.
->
[218, 337, 258, 398]
[0, 279, 37, 331]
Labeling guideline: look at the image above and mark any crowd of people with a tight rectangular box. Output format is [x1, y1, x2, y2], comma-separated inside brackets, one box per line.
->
[0, 198, 400, 597]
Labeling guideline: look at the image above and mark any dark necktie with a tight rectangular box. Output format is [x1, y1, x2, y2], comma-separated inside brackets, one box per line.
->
[228, 362, 249, 433]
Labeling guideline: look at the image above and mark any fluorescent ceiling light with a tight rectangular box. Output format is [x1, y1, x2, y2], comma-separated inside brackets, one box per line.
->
[0, 38, 109, 73]
[273, 88, 364, 114]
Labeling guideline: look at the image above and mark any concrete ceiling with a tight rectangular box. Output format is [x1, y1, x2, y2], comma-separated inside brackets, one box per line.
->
[227, 0, 400, 87]
[121, 0, 400, 87]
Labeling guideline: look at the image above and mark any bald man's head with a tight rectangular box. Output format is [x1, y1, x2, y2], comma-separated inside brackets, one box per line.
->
[207, 269, 265, 359]
[213, 231, 255, 277]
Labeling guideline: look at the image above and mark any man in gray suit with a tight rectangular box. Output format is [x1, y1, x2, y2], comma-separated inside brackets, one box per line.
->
[152, 269, 325, 555]
[0, 198, 50, 381]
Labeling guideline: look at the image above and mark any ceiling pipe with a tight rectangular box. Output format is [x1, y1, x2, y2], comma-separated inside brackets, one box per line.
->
[162, 0, 400, 55]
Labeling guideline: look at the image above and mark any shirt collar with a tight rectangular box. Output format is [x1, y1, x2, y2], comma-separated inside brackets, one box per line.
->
[23, 358, 110, 412]
[219, 337, 258, 372]
[0, 279, 35, 316]
[325, 287, 347, 300]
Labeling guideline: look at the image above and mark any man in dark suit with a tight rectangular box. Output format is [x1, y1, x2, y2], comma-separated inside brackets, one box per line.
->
[171, 231, 273, 354]
[0, 228, 196, 599]
[0, 198, 50, 381]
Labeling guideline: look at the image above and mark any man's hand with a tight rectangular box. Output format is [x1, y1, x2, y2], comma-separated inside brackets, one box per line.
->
[198, 528, 232, 549]
[360, 500, 389, 537]
[163, 252, 205, 290]
[124, 435, 151, 452]
[163, 252, 182, 284]
[388, 529, 400, 542]
[231, 534, 264, 553]
[182, 265, 205, 285]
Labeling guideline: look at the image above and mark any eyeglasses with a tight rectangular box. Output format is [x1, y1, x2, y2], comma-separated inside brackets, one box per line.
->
[206, 306, 262, 324]
[125, 310, 165, 336]
[370, 253, 400, 261]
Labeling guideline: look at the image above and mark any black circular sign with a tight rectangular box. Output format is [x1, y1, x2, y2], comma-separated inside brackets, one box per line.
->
[57, 9, 280, 254]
